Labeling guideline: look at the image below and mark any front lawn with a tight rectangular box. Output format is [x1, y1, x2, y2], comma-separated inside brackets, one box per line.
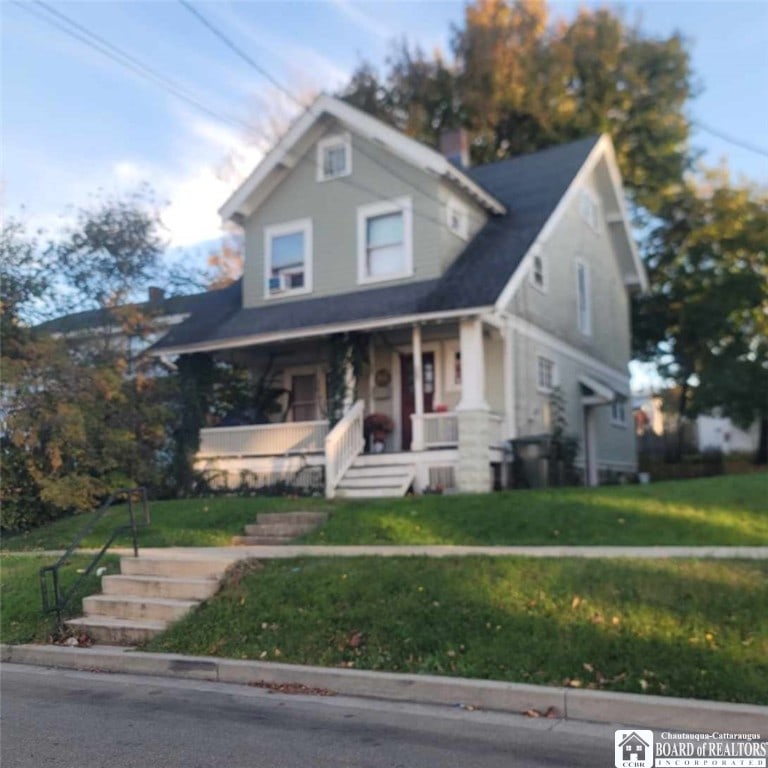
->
[2, 474, 766, 551]
[0, 554, 119, 643]
[146, 556, 768, 705]
[304, 474, 768, 545]
[1, 496, 327, 552]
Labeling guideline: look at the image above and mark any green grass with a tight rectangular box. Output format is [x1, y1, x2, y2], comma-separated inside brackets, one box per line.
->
[2, 474, 766, 552]
[1, 496, 328, 552]
[303, 474, 768, 545]
[0, 554, 119, 643]
[146, 556, 768, 704]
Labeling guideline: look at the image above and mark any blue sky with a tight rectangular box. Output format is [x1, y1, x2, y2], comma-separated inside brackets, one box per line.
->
[2, 0, 767, 253]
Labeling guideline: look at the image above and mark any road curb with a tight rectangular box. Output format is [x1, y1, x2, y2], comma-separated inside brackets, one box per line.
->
[2, 643, 766, 731]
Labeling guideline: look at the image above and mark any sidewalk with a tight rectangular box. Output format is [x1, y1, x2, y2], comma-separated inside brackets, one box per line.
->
[2, 643, 766, 732]
[4, 545, 767, 559]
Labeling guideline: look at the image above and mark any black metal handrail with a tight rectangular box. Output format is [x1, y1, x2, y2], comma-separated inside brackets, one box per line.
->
[39, 487, 150, 626]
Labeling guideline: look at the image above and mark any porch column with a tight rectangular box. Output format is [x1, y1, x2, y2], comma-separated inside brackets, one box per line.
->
[411, 323, 425, 451]
[343, 359, 355, 413]
[456, 316, 491, 493]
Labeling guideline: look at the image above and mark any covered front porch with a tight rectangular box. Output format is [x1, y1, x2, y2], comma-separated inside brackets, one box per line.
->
[194, 315, 508, 497]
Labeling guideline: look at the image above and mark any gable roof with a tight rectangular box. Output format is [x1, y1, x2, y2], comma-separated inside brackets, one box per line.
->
[219, 94, 506, 223]
[151, 136, 603, 355]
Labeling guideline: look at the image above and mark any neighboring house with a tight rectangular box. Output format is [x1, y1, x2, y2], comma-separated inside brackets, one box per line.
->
[150, 94, 646, 497]
[695, 413, 760, 455]
[36, 286, 238, 357]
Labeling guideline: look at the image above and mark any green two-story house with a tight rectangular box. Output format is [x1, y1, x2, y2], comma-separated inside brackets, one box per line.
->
[153, 94, 646, 497]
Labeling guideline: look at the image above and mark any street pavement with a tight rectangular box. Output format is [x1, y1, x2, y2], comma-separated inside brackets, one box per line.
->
[2, 663, 619, 768]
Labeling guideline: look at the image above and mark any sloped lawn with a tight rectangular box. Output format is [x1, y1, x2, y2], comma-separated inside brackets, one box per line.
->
[2, 474, 766, 551]
[146, 556, 768, 705]
[0, 554, 119, 643]
[302, 474, 768, 545]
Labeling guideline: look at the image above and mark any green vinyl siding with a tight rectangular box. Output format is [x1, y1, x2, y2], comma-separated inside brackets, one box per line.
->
[242, 126, 486, 309]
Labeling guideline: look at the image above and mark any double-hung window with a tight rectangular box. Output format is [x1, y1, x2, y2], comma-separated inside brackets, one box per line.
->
[317, 134, 351, 181]
[357, 197, 413, 283]
[265, 219, 312, 297]
[576, 260, 591, 336]
[537, 356, 556, 393]
[611, 397, 627, 426]
[530, 250, 547, 292]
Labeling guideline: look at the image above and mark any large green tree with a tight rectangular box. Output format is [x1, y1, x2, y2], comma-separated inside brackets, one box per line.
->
[634, 172, 768, 462]
[342, 0, 695, 217]
[1, 193, 187, 529]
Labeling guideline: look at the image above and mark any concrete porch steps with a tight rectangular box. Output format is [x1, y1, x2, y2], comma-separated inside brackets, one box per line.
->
[231, 510, 328, 546]
[335, 460, 415, 499]
[64, 553, 235, 645]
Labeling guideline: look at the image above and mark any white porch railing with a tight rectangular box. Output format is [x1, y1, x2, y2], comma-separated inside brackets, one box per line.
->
[413, 412, 459, 448]
[325, 399, 365, 499]
[199, 420, 329, 457]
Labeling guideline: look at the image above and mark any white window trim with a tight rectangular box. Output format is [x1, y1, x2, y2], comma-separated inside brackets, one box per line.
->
[529, 247, 548, 294]
[445, 196, 470, 241]
[357, 197, 414, 285]
[317, 132, 352, 182]
[264, 218, 313, 299]
[610, 397, 628, 428]
[576, 259, 592, 336]
[282, 365, 327, 422]
[579, 188, 601, 233]
[443, 339, 461, 392]
[536, 354, 557, 394]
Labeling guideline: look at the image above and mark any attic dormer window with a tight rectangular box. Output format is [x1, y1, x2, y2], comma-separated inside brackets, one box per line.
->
[317, 133, 351, 181]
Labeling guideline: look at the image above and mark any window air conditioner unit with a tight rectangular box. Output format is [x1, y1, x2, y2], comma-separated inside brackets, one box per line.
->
[269, 274, 288, 293]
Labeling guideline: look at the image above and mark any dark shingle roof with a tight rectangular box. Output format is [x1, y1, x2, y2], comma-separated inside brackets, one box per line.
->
[151, 136, 599, 352]
[36, 284, 240, 337]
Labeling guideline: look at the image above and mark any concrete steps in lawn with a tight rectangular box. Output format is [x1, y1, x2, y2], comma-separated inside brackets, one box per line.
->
[64, 553, 235, 645]
[232, 510, 328, 546]
[334, 461, 415, 499]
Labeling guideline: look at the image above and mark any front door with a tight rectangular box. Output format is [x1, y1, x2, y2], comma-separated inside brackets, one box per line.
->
[291, 374, 317, 421]
[400, 352, 435, 450]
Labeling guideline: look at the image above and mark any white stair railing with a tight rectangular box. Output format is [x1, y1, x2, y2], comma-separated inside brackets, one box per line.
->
[324, 400, 365, 499]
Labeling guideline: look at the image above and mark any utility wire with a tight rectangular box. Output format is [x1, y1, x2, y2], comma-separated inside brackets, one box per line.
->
[16, 0, 255, 134]
[693, 120, 768, 160]
[176, 0, 491, 228]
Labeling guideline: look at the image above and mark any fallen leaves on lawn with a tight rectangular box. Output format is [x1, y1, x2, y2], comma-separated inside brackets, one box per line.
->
[248, 680, 337, 696]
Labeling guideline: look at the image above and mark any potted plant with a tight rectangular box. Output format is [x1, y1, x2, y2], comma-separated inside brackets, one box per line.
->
[364, 413, 395, 453]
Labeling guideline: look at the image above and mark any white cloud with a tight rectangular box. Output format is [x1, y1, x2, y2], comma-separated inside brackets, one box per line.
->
[328, 0, 393, 41]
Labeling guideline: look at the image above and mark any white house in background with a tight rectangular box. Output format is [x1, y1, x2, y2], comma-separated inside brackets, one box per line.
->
[151, 94, 647, 497]
[696, 414, 760, 454]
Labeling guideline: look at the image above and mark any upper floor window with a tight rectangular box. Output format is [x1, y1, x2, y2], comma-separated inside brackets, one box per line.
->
[357, 197, 413, 284]
[265, 218, 312, 297]
[530, 250, 547, 292]
[317, 133, 351, 181]
[576, 260, 591, 335]
[579, 189, 600, 233]
[446, 197, 469, 240]
[537, 355, 556, 393]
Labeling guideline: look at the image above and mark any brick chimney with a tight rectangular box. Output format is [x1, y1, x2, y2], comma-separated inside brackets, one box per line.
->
[148, 286, 165, 305]
[439, 128, 470, 169]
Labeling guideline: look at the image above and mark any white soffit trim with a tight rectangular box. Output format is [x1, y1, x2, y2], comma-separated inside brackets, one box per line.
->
[219, 94, 505, 223]
[151, 306, 492, 357]
[493, 134, 646, 309]
[506, 314, 631, 395]
[578, 374, 615, 403]
[601, 138, 649, 293]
